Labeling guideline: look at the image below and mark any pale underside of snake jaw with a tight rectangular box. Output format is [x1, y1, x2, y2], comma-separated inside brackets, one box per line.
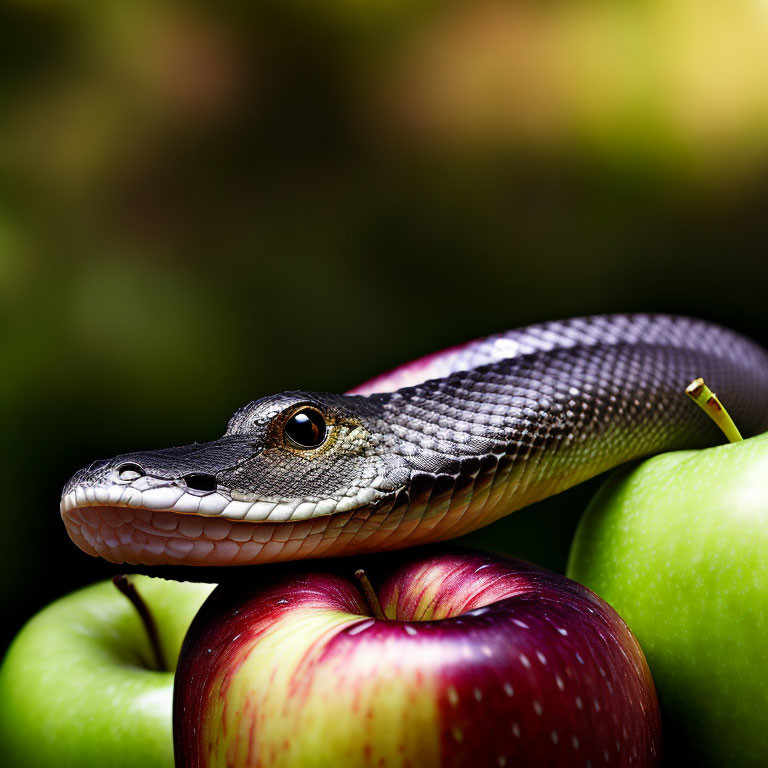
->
[60, 314, 768, 567]
[59, 444, 567, 566]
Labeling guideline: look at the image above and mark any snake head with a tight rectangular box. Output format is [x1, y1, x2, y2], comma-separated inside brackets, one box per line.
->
[60, 391, 410, 566]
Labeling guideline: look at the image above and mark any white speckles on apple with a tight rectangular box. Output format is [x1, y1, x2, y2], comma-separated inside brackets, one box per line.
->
[575, 696, 584, 710]
[604, 748, 611, 763]
[572, 735, 580, 750]
[512, 619, 529, 629]
[594, 699, 601, 712]
[159, 537, 665, 765]
[557, 627, 568, 636]
[497, 756, 507, 767]
[576, 652, 585, 665]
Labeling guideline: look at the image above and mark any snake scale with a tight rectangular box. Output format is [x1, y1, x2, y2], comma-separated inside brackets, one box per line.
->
[61, 314, 768, 567]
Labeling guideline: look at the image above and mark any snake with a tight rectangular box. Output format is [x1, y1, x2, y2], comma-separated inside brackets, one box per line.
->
[61, 314, 768, 567]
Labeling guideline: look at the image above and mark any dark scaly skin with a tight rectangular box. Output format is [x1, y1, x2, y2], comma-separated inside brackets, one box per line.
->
[60, 315, 768, 566]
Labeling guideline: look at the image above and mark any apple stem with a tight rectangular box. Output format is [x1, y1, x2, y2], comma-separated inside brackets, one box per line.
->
[354, 568, 386, 620]
[685, 378, 743, 443]
[112, 575, 167, 672]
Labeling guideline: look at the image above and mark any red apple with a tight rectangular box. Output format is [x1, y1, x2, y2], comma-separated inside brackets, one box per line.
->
[174, 548, 660, 767]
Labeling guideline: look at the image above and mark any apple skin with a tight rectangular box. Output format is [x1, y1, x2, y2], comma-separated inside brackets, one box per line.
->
[175, 548, 661, 767]
[567, 432, 768, 767]
[0, 576, 215, 768]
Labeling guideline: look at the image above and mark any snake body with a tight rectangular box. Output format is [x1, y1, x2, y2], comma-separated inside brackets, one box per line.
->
[61, 314, 768, 566]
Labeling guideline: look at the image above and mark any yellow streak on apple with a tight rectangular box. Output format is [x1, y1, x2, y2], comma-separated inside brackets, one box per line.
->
[200, 610, 442, 767]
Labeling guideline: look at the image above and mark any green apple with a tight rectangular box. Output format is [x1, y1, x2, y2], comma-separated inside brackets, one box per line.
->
[567, 430, 768, 767]
[0, 576, 214, 768]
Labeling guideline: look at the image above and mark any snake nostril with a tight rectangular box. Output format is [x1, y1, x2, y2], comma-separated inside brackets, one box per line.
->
[184, 473, 218, 493]
[117, 463, 145, 481]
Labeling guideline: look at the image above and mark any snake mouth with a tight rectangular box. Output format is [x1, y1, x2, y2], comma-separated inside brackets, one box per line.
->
[59, 484, 400, 566]
[60, 482, 385, 523]
[60, 503, 352, 566]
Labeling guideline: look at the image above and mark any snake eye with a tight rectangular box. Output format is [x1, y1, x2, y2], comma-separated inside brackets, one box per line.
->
[284, 407, 327, 449]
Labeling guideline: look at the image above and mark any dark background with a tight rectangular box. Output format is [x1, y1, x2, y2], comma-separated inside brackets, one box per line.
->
[2, 0, 767, 653]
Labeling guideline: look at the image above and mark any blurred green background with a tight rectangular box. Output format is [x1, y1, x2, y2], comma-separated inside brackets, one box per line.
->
[2, 0, 768, 652]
